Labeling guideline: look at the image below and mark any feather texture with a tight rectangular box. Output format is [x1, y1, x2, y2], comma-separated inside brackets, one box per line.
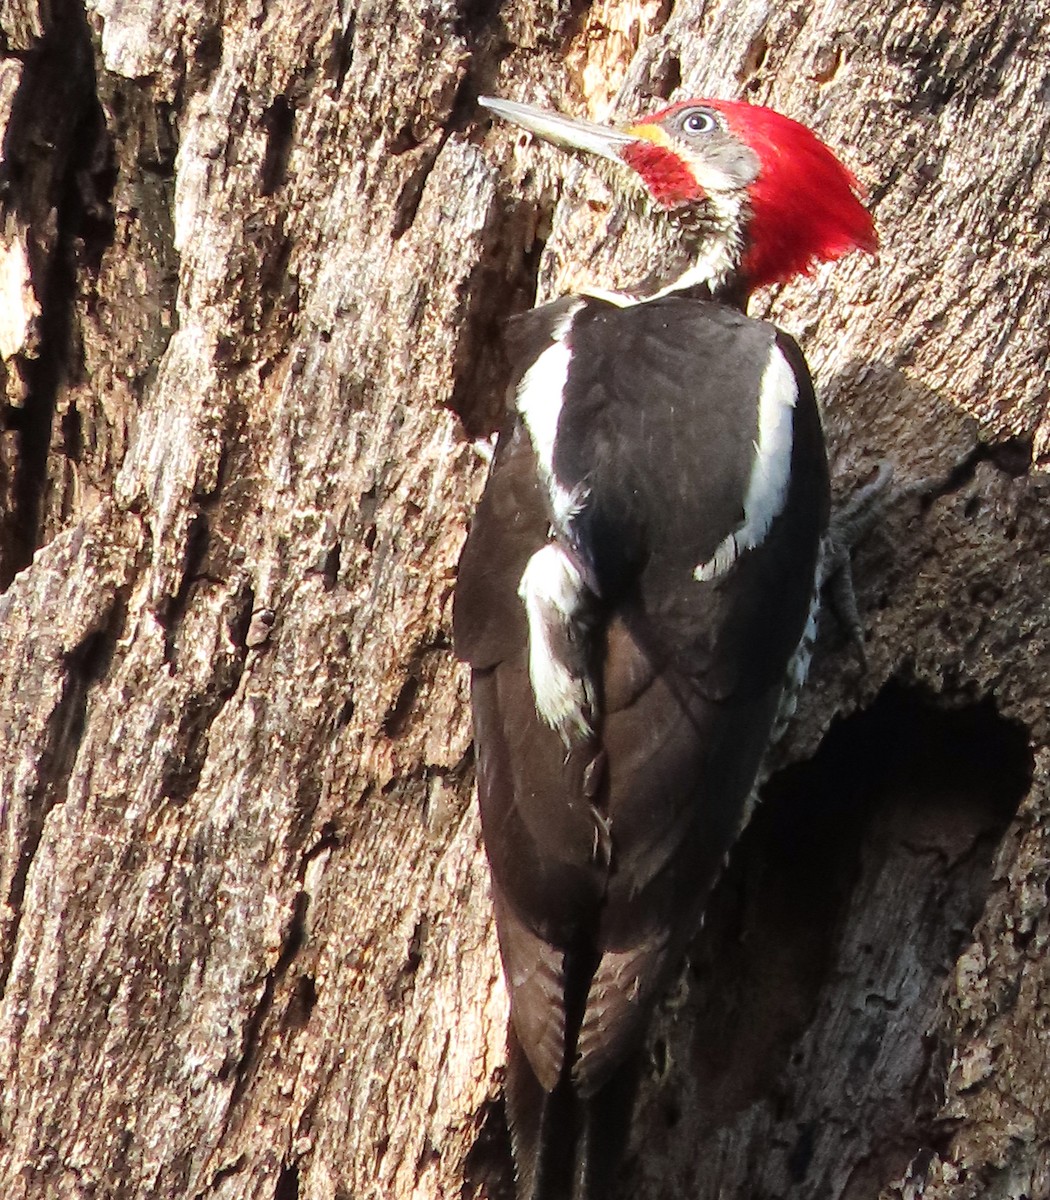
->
[454, 290, 830, 1196]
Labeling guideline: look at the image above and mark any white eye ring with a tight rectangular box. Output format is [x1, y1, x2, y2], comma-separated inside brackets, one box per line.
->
[681, 109, 717, 135]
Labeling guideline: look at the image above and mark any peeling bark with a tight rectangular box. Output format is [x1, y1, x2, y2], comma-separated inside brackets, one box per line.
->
[0, 1, 1047, 1198]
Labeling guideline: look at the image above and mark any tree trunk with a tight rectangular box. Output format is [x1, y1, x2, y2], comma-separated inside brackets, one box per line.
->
[0, 0, 1046, 1197]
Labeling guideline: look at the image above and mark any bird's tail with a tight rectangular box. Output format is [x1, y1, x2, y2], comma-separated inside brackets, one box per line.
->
[505, 1022, 639, 1200]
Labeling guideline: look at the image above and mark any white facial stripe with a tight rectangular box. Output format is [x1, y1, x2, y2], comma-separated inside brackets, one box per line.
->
[515, 302, 584, 530]
[694, 343, 797, 581]
[518, 544, 594, 742]
[690, 161, 736, 195]
[649, 190, 748, 298]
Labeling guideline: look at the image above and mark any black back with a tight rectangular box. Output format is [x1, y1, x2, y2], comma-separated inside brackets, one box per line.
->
[454, 290, 830, 1195]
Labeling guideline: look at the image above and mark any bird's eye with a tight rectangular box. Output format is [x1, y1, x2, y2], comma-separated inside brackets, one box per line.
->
[680, 109, 717, 136]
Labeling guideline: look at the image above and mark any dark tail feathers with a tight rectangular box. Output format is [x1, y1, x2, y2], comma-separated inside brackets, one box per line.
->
[505, 1023, 639, 1200]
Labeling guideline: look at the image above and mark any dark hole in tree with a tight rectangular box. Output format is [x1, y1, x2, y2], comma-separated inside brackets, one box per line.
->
[461, 1096, 515, 1200]
[282, 974, 318, 1033]
[274, 1161, 300, 1200]
[627, 681, 1031, 1200]
[260, 95, 294, 195]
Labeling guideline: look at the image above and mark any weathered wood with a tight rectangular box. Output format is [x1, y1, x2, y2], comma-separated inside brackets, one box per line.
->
[0, 0, 1047, 1197]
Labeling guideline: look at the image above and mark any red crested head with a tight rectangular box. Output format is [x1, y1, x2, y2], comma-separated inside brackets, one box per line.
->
[706, 100, 877, 288]
[476, 94, 876, 296]
[628, 99, 877, 291]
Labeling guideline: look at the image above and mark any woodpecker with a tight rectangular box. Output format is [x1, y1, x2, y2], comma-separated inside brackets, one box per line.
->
[454, 94, 876, 1199]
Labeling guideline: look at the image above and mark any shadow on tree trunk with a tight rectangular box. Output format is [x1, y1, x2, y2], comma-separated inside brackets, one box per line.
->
[629, 680, 1032, 1199]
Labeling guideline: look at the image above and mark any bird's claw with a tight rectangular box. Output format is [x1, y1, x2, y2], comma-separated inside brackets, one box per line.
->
[821, 461, 898, 666]
[827, 461, 896, 559]
[827, 561, 868, 668]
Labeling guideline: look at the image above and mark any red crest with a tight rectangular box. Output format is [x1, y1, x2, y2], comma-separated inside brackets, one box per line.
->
[638, 100, 877, 290]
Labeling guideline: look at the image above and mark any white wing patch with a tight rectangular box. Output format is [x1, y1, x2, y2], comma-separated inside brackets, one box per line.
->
[515, 302, 584, 529]
[694, 343, 798, 582]
[518, 544, 594, 743]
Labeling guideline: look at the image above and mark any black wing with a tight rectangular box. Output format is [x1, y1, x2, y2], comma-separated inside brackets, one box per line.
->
[454, 291, 829, 1095]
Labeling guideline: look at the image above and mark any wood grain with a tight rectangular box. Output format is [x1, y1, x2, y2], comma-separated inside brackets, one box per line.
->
[0, 0, 1046, 1196]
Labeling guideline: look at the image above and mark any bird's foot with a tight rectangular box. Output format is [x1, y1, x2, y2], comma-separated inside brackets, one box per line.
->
[823, 456, 967, 666]
[821, 462, 897, 667]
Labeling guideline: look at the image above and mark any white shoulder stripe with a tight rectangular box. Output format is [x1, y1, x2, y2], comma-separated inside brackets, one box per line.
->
[694, 342, 798, 582]
[515, 301, 584, 529]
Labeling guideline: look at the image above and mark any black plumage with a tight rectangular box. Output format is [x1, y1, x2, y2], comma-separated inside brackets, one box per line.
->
[454, 291, 829, 1197]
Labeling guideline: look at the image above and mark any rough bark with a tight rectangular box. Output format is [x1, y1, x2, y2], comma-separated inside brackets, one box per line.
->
[0, 1, 1046, 1199]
